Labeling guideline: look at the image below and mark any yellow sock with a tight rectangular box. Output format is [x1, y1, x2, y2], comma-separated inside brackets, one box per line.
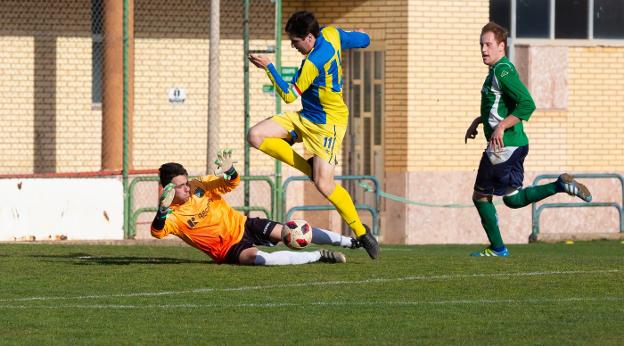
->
[258, 138, 312, 176]
[327, 185, 366, 237]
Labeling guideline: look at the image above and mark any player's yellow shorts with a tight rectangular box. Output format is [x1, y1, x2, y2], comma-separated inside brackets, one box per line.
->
[271, 111, 346, 165]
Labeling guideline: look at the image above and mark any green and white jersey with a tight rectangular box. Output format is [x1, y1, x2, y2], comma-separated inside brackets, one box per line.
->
[480, 56, 536, 147]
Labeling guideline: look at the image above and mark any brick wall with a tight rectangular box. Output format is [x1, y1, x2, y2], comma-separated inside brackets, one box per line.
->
[2, 0, 622, 243]
[3, 1, 622, 176]
[0, 0, 98, 174]
[406, 0, 489, 172]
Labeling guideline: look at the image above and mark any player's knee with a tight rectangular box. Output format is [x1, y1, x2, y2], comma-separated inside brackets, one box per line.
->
[472, 191, 490, 202]
[502, 195, 514, 208]
[313, 176, 334, 197]
[502, 194, 522, 209]
[501, 188, 522, 208]
[238, 247, 259, 265]
[247, 127, 263, 149]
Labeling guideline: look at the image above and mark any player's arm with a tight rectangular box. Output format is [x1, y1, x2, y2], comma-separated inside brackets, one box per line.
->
[489, 65, 535, 150]
[150, 183, 175, 238]
[151, 216, 173, 239]
[248, 54, 299, 104]
[338, 28, 371, 49]
[489, 114, 521, 151]
[266, 60, 319, 104]
[200, 149, 241, 195]
[465, 116, 482, 143]
[266, 63, 299, 104]
[248, 54, 318, 104]
[496, 65, 536, 121]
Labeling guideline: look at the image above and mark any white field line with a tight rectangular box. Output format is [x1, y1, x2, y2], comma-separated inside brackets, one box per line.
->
[1, 297, 623, 310]
[0, 269, 620, 304]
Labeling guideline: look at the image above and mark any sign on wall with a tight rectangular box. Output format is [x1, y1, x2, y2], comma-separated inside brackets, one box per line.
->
[168, 87, 187, 104]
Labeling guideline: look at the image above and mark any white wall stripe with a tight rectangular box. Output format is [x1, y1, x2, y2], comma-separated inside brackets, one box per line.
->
[0, 269, 620, 303]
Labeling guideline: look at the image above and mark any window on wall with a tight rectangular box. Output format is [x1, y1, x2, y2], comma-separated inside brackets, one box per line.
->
[490, 0, 624, 40]
[517, 0, 550, 38]
[555, 0, 588, 38]
[490, 0, 511, 34]
[594, 0, 624, 38]
[92, 0, 104, 105]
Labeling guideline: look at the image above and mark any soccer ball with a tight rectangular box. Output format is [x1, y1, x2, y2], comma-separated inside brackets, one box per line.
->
[281, 219, 313, 250]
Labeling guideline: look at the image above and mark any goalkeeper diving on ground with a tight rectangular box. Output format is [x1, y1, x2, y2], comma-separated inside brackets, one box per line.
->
[150, 149, 367, 265]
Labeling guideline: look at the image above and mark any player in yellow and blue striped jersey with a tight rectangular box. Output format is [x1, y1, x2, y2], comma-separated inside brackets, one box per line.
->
[248, 11, 379, 259]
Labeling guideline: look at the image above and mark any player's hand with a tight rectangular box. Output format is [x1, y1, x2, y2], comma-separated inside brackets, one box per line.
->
[159, 183, 176, 213]
[248, 54, 272, 69]
[489, 126, 504, 152]
[214, 149, 238, 178]
[464, 119, 480, 143]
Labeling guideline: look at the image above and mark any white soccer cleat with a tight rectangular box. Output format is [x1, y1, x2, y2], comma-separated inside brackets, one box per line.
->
[557, 173, 592, 202]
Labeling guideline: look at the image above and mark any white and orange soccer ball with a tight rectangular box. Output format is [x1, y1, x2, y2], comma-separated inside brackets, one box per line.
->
[281, 219, 313, 250]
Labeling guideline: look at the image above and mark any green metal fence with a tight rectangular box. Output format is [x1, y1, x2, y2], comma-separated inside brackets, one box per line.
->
[123, 0, 282, 237]
[282, 175, 381, 236]
[243, 0, 282, 218]
[127, 175, 276, 239]
[530, 173, 624, 241]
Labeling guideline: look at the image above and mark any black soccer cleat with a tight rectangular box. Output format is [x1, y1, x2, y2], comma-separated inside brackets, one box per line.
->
[319, 249, 347, 264]
[345, 237, 361, 249]
[357, 225, 380, 259]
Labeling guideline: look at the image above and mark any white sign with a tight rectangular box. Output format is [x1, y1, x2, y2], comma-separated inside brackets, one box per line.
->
[168, 87, 187, 104]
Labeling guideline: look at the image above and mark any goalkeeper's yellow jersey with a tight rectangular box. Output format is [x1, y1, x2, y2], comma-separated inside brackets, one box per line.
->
[150, 174, 246, 263]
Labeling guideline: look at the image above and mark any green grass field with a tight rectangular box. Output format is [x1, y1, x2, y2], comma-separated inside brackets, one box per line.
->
[1, 241, 623, 345]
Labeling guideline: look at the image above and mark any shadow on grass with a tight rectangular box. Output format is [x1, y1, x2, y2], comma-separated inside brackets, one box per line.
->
[30, 253, 213, 265]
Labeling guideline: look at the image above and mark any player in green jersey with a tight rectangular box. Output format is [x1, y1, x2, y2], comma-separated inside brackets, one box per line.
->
[464, 22, 592, 257]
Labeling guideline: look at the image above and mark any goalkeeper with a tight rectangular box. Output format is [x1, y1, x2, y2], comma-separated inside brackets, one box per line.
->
[150, 149, 359, 265]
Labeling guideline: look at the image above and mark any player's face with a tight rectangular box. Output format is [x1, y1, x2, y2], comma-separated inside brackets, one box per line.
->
[290, 33, 315, 55]
[171, 175, 191, 204]
[480, 31, 505, 66]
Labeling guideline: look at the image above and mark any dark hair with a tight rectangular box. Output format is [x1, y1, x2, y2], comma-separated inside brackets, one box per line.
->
[285, 11, 320, 38]
[159, 162, 188, 187]
[481, 21, 508, 48]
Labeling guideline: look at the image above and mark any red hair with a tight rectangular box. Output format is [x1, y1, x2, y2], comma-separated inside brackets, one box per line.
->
[481, 22, 508, 48]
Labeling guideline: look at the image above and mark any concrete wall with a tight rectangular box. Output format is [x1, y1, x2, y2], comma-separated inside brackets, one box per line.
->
[0, 178, 124, 241]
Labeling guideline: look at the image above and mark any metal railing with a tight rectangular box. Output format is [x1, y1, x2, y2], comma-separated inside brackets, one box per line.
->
[282, 175, 381, 236]
[530, 173, 624, 241]
[127, 175, 276, 239]
[127, 174, 382, 238]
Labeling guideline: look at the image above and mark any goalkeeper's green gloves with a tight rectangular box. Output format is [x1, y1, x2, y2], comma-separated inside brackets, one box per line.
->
[214, 149, 238, 180]
[157, 182, 176, 219]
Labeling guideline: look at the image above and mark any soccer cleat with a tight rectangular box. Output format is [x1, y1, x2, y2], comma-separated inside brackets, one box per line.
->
[358, 225, 380, 259]
[470, 247, 509, 257]
[319, 249, 347, 263]
[345, 237, 361, 249]
[557, 173, 592, 202]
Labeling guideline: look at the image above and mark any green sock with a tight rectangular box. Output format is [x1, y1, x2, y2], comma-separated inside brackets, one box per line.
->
[503, 182, 558, 209]
[473, 199, 504, 249]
